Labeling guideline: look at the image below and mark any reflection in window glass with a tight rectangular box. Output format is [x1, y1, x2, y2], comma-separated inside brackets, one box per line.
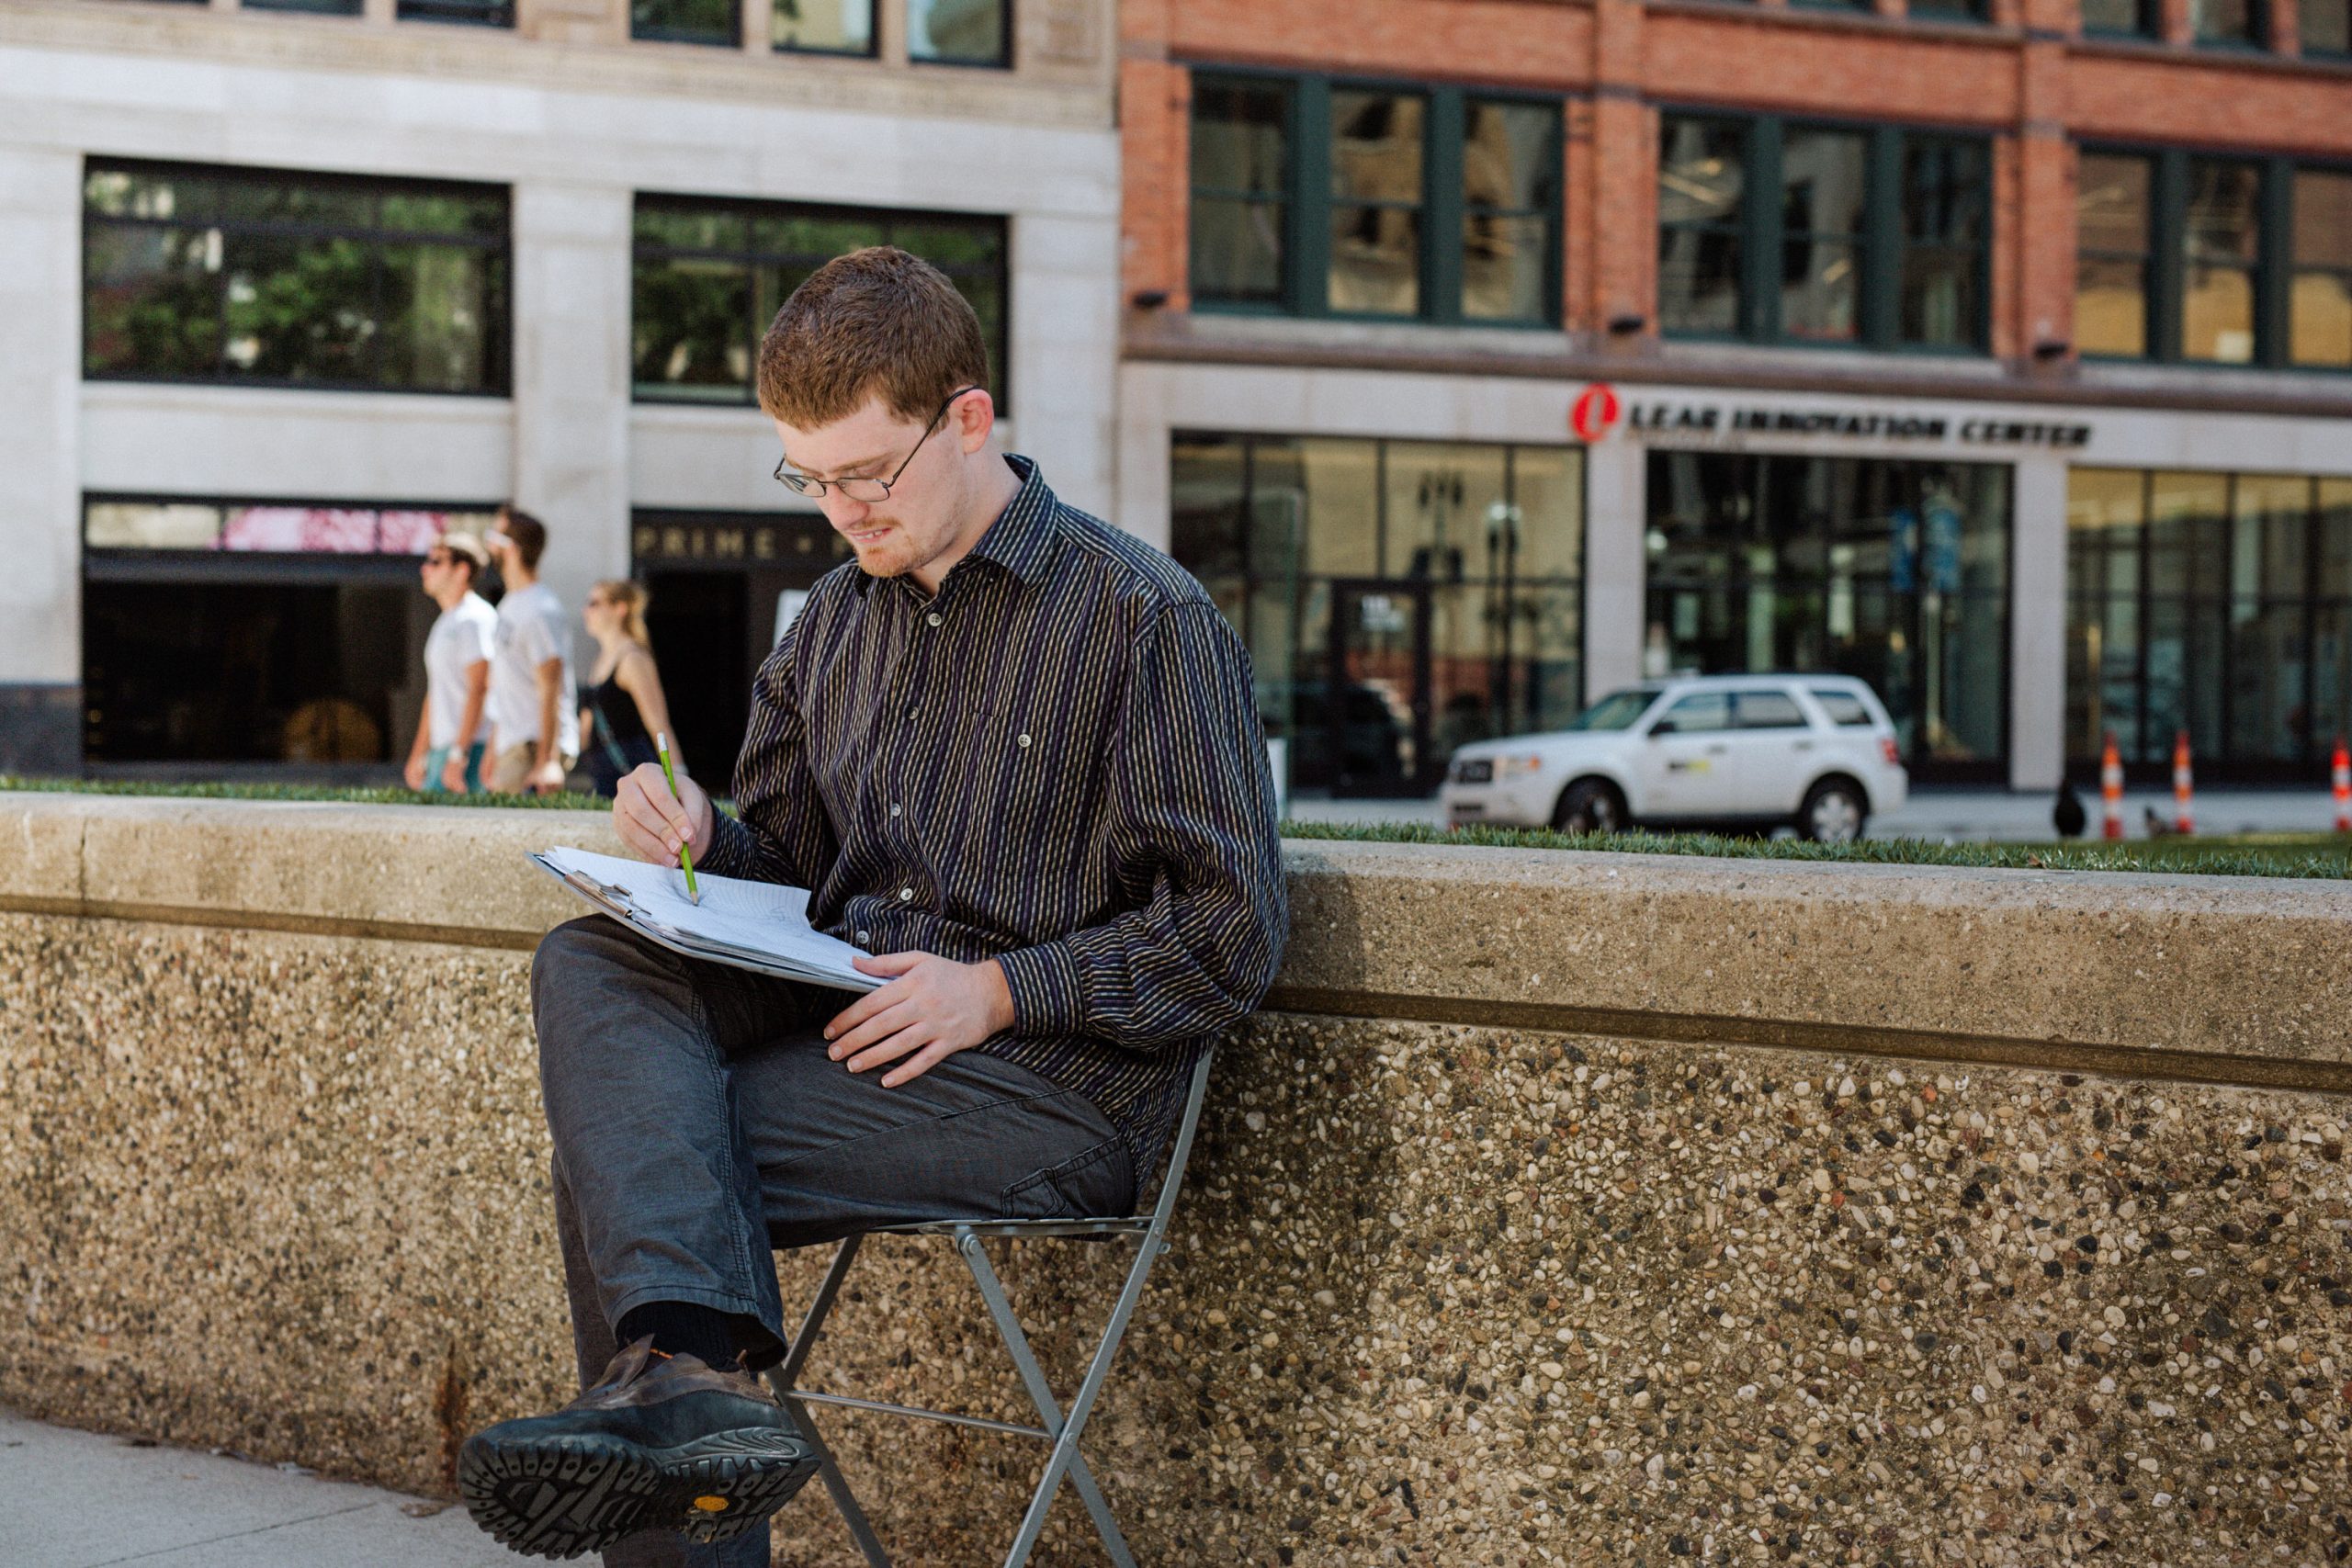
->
[1735, 691, 1807, 728]
[2191, 0, 2261, 42]
[83, 162, 508, 392]
[2292, 169, 2352, 369]
[1462, 101, 1556, 322]
[772, 0, 870, 51]
[1899, 137, 1988, 348]
[1779, 129, 1868, 342]
[1385, 443, 1508, 585]
[1190, 80, 1289, 307]
[2303, 0, 2351, 51]
[1658, 117, 1746, 336]
[2079, 0, 2153, 31]
[630, 197, 1005, 406]
[632, 0, 736, 43]
[1658, 692, 1734, 732]
[2183, 159, 2261, 364]
[908, 0, 1006, 64]
[1329, 91, 1426, 317]
[2076, 153, 2152, 358]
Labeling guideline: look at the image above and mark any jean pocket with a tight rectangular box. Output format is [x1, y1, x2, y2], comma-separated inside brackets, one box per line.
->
[999, 1134, 1131, 1223]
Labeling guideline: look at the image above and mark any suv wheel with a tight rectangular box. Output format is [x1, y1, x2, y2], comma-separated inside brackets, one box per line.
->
[1553, 780, 1625, 835]
[1799, 779, 1866, 843]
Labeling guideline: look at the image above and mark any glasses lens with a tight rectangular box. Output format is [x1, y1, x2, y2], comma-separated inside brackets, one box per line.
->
[778, 472, 819, 496]
[835, 478, 890, 502]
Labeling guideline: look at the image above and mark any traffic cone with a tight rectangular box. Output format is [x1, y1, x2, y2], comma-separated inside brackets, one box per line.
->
[2333, 737, 2349, 833]
[2171, 730, 2194, 836]
[2101, 732, 2124, 840]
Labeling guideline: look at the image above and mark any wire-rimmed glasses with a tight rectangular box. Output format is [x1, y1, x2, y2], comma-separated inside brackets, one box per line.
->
[773, 385, 981, 502]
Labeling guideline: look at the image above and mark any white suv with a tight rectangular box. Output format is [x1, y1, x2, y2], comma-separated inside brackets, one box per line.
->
[1440, 674, 1908, 842]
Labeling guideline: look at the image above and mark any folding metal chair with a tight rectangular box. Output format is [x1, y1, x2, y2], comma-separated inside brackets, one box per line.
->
[762, 1047, 1216, 1568]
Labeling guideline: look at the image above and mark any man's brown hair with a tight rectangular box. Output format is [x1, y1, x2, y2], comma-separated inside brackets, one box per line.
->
[755, 246, 989, 429]
[497, 505, 548, 571]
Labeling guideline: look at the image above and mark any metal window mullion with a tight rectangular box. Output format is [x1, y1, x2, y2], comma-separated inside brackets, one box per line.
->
[1427, 88, 1465, 325]
[1866, 127, 1903, 350]
[2152, 150, 2187, 364]
[2258, 155, 2293, 369]
[1747, 118, 1782, 343]
[1293, 77, 1332, 317]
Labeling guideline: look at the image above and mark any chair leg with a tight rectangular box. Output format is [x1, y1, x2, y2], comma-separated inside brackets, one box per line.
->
[766, 1236, 891, 1568]
[957, 1235, 1140, 1568]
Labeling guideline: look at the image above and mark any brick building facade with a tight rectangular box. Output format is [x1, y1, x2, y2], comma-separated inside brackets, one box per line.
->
[1114, 0, 2352, 796]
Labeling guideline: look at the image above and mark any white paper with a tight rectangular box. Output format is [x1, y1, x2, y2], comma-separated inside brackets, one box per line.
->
[533, 845, 877, 991]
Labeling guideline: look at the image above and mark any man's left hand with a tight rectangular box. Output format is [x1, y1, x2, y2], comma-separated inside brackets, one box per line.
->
[824, 953, 1015, 1089]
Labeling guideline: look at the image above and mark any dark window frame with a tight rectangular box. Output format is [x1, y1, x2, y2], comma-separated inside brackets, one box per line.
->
[396, 0, 515, 26]
[2078, 0, 2159, 37]
[2290, 164, 2352, 370]
[2075, 148, 2155, 360]
[907, 0, 1013, 69]
[2302, 0, 2352, 57]
[2077, 145, 2352, 374]
[1188, 67, 1565, 331]
[82, 157, 513, 397]
[632, 0, 743, 47]
[628, 191, 1012, 412]
[1656, 109, 1993, 355]
[2188, 0, 2268, 49]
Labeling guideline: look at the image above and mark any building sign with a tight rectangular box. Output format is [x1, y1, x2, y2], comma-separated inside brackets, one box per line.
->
[1573, 385, 2094, 450]
[630, 516, 839, 569]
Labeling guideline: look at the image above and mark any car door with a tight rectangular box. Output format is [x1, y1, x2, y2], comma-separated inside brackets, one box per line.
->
[1724, 687, 1819, 814]
[1639, 689, 1736, 816]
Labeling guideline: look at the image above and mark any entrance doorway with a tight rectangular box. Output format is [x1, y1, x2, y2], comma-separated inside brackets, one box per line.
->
[1313, 579, 1430, 795]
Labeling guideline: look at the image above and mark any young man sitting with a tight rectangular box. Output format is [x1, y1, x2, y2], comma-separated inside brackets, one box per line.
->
[459, 246, 1288, 1565]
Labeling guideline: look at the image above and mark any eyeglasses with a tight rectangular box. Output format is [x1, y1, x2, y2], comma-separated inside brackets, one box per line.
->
[424, 552, 455, 566]
[773, 386, 980, 502]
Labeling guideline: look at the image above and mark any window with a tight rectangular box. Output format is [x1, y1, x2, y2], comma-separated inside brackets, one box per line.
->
[242, 0, 361, 13]
[2191, 0, 2264, 44]
[84, 162, 509, 394]
[1734, 691, 1809, 728]
[2079, 0, 2155, 33]
[2067, 468, 2352, 779]
[2292, 169, 2352, 369]
[1170, 434, 1583, 793]
[2184, 157, 2262, 363]
[1657, 114, 1991, 353]
[1189, 73, 1563, 327]
[397, 0, 514, 24]
[1658, 118, 1747, 336]
[630, 197, 1007, 408]
[909, 0, 1009, 65]
[772, 0, 873, 54]
[1812, 689, 1874, 725]
[1654, 692, 1733, 734]
[1905, 0, 1987, 21]
[2303, 0, 2351, 53]
[633, 0, 738, 45]
[2076, 152, 2152, 357]
[2078, 150, 2352, 371]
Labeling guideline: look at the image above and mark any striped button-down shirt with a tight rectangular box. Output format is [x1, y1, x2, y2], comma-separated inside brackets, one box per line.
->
[699, 455, 1288, 1169]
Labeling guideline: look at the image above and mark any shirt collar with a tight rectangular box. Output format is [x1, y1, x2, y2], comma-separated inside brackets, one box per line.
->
[854, 453, 1061, 598]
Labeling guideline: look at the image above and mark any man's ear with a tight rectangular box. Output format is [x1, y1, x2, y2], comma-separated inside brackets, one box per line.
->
[953, 389, 997, 454]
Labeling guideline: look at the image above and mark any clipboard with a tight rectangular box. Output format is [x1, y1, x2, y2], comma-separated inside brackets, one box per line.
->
[530, 848, 880, 992]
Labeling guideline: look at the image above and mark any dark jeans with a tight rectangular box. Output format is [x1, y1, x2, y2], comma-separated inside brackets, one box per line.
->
[532, 918, 1136, 1568]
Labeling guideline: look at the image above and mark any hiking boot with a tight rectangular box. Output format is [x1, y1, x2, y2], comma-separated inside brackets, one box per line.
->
[458, 1337, 817, 1560]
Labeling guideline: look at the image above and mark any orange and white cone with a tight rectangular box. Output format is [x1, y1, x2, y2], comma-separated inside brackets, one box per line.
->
[2333, 737, 2350, 834]
[2101, 732, 2124, 841]
[2172, 730, 2194, 837]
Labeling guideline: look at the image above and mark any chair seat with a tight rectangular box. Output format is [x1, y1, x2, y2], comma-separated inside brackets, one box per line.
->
[872, 1214, 1151, 1239]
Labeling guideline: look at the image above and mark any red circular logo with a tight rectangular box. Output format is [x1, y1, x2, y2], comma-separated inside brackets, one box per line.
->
[1570, 383, 1623, 443]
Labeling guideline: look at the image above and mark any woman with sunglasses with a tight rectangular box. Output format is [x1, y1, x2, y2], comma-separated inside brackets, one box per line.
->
[577, 579, 678, 798]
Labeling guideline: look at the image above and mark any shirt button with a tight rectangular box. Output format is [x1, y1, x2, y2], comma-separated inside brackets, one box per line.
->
[855, 930, 869, 943]
[890, 803, 902, 817]
[899, 886, 913, 900]
[1017, 732, 1032, 748]
[926, 612, 943, 627]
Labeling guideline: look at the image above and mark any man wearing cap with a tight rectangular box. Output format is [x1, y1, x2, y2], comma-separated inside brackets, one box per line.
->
[404, 530, 497, 795]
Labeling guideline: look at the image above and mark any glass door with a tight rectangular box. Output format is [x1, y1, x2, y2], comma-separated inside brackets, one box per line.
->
[1327, 579, 1431, 795]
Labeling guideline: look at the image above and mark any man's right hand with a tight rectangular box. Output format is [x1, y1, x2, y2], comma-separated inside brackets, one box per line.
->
[615, 761, 712, 866]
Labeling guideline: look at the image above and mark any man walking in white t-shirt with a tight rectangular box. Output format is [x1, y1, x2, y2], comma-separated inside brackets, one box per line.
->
[404, 531, 498, 795]
[485, 505, 581, 795]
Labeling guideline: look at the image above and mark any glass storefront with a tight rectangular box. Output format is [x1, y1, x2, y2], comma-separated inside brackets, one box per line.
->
[1171, 433, 1583, 795]
[2066, 468, 2352, 781]
[1644, 452, 2010, 781]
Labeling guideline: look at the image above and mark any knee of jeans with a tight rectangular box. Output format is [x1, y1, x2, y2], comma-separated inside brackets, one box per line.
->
[530, 917, 628, 1034]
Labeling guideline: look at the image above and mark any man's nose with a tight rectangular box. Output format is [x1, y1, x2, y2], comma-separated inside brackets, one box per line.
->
[818, 489, 872, 528]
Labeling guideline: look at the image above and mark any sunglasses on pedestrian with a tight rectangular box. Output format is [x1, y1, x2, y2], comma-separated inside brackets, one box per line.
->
[773, 386, 981, 502]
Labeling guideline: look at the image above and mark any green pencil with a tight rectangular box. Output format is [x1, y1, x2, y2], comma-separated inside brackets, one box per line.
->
[656, 731, 700, 905]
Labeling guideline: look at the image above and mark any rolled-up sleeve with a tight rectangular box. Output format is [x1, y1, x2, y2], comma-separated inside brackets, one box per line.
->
[995, 603, 1288, 1048]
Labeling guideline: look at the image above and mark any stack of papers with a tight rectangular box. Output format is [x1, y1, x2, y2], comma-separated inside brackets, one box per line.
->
[530, 846, 879, 992]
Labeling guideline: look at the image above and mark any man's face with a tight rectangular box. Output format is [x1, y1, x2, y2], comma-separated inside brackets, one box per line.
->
[772, 394, 967, 582]
[420, 546, 458, 593]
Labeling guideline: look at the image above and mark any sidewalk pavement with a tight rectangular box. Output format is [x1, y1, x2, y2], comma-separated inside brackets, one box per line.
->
[1284, 787, 2348, 843]
[2, 1407, 508, 1568]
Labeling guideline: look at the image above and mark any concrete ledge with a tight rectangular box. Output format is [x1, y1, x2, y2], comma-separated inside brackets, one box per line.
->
[2, 793, 2348, 1565]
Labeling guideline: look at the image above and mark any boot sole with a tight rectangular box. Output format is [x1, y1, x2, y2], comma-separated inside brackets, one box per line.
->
[458, 1426, 819, 1560]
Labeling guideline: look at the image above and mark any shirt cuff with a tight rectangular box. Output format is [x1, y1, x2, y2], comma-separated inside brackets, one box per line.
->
[695, 808, 759, 880]
[994, 942, 1087, 1037]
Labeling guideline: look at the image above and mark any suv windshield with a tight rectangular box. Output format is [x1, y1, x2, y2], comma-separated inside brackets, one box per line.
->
[1561, 689, 1657, 732]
